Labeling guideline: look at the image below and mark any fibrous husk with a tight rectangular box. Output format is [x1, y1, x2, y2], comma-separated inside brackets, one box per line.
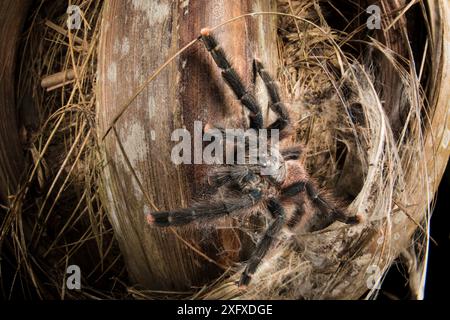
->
[1, 0, 449, 300]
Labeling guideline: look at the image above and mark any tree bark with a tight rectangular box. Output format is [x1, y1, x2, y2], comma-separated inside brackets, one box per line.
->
[98, 0, 278, 290]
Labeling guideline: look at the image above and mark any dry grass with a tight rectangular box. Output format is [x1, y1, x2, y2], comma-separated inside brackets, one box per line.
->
[0, 0, 126, 299]
[1, 0, 447, 299]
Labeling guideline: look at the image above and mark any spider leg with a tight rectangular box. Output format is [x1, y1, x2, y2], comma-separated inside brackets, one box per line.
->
[286, 205, 305, 229]
[239, 199, 285, 288]
[281, 181, 361, 225]
[208, 166, 257, 189]
[254, 59, 290, 134]
[147, 189, 262, 227]
[201, 28, 263, 130]
[304, 182, 361, 225]
[280, 144, 304, 160]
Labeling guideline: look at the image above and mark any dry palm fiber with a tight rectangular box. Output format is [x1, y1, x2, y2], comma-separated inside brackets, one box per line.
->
[0, 0, 448, 299]
[0, 0, 127, 299]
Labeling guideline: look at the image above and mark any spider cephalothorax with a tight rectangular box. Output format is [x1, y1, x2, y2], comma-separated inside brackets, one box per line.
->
[147, 28, 362, 288]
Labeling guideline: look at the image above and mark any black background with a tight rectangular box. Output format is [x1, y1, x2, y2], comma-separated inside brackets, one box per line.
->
[423, 161, 449, 299]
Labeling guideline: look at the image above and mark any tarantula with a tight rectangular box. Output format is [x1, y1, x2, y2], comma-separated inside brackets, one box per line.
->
[147, 28, 362, 288]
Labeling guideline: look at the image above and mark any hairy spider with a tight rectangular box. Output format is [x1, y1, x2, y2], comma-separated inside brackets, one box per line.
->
[147, 28, 362, 288]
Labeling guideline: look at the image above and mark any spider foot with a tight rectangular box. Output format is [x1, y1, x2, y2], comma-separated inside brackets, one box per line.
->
[334, 210, 365, 225]
[200, 27, 211, 37]
[352, 213, 365, 224]
[204, 122, 215, 133]
[253, 57, 264, 72]
[237, 273, 251, 290]
[146, 212, 171, 227]
[343, 215, 361, 225]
